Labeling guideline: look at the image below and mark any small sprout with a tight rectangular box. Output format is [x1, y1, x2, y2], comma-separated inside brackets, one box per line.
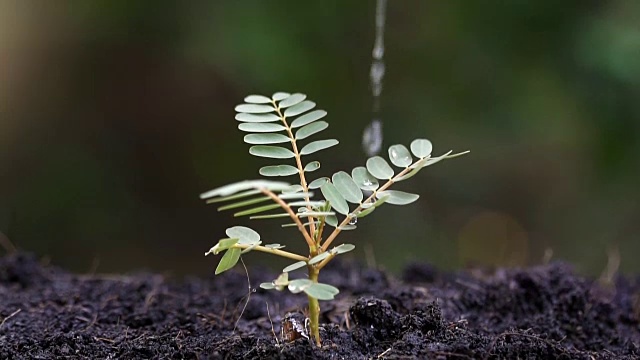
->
[201, 92, 468, 346]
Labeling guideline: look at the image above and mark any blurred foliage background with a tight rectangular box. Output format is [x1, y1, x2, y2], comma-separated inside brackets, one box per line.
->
[1, 0, 638, 276]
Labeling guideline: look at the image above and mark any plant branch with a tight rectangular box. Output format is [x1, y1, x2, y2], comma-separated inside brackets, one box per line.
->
[315, 252, 336, 270]
[259, 188, 316, 249]
[232, 243, 308, 262]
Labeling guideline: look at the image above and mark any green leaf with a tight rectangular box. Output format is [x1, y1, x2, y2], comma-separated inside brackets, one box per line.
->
[351, 167, 379, 191]
[298, 211, 335, 217]
[290, 110, 327, 128]
[283, 261, 307, 273]
[287, 201, 326, 207]
[304, 161, 320, 172]
[395, 158, 428, 182]
[278, 93, 306, 108]
[260, 282, 276, 289]
[332, 171, 363, 204]
[265, 243, 286, 249]
[250, 213, 290, 220]
[410, 139, 433, 158]
[244, 133, 290, 144]
[244, 95, 272, 104]
[300, 139, 339, 155]
[249, 146, 295, 159]
[376, 190, 419, 205]
[388, 144, 413, 167]
[308, 252, 330, 265]
[288, 279, 313, 293]
[295, 121, 328, 140]
[272, 92, 290, 101]
[235, 113, 280, 122]
[241, 241, 262, 254]
[225, 226, 260, 244]
[332, 243, 355, 254]
[215, 248, 241, 274]
[320, 182, 349, 215]
[284, 101, 315, 117]
[217, 196, 270, 211]
[259, 165, 299, 177]
[200, 180, 289, 199]
[325, 214, 338, 227]
[235, 104, 275, 113]
[238, 123, 286, 133]
[357, 206, 375, 217]
[278, 192, 314, 200]
[308, 177, 329, 189]
[207, 238, 239, 255]
[233, 204, 281, 217]
[338, 224, 357, 230]
[205, 189, 261, 204]
[282, 184, 303, 194]
[366, 156, 394, 179]
[274, 272, 289, 286]
[303, 283, 339, 300]
[421, 150, 453, 167]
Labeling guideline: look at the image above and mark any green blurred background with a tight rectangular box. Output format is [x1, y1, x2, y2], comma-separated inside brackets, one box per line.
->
[1, 1, 638, 275]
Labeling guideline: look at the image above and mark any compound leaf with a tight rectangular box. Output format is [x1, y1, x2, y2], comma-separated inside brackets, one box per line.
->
[215, 247, 241, 275]
[410, 139, 433, 158]
[244, 95, 272, 104]
[295, 121, 328, 140]
[249, 146, 295, 159]
[300, 139, 339, 155]
[320, 182, 349, 215]
[366, 156, 394, 179]
[284, 100, 315, 117]
[290, 110, 327, 128]
[259, 165, 299, 177]
[235, 104, 275, 113]
[238, 123, 286, 133]
[388, 144, 413, 168]
[278, 93, 306, 108]
[332, 171, 363, 204]
[376, 190, 419, 205]
[244, 133, 290, 144]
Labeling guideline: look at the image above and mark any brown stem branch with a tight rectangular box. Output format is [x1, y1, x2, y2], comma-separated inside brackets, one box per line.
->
[260, 188, 315, 249]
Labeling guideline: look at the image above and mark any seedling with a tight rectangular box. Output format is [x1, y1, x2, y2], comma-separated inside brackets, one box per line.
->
[201, 92, 468, 346]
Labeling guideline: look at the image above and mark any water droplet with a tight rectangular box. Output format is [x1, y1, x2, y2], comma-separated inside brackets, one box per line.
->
[363, 179, 373, 186]
[348, 214, 358, 225]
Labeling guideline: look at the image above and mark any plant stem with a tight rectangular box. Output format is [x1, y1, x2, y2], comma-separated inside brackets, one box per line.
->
[307, 266, 321, 346]
[259, 188, 316, 250]
[232, 243, 308, 262]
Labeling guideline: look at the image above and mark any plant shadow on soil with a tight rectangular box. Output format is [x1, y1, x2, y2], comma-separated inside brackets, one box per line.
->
[0, 253, 639, 359]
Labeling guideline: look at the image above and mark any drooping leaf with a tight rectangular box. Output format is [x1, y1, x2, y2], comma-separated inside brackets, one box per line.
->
[395, 158, 428, 182]
[297, 211, 335, 217]
[287, 201, 326, 207]
[244, 95, 272, 104]
[233, 204, 281, 217]
[235, 113, 280, 123]
[225, 226, 260, 244]
[217, 196, 270, 211]
[249, 146, 295, 159]
[208, 238, 239, 255]
[278, 93, 306, 108]
[304, 161, 320, 172]
[308, 177, 329, 189]
[332, 171, 363, 204]
[295, 121, 328, 140]
[388, 144, 413, 168]
[290, 110, 327, 128]
[288, 279, 313, 293]
[235, 104, 275, 113]
[250, 213, 290, 220]
[376, 190, 419, 205]
[300, 139, 339, 155]
[200, 180, 289, 199]
[283, 261, 307, 273]
[215, 248, 241, 274]
[410, 139, 433, 158]
[351, 167, 379, 191]
[244, 133, 290, 144]
[205, 189, 261, 204]
[278, 192, 314, 200]
[259, 165, 299, 177]
[332, 243, 356, 254]
[284, 101, 315, 117]
[241, 241, 262, 254]
[303, 283, 339, 300]
[238, 123, 286, 133]
[366, 156, 394, 179]
[357, 206, 375, 217]
[320, 182, 349, 215]
[282, 184, 303, 193]
[421, 150, 454, 167]
[272, 92, 290, 101]
[308, 252, 331, 265]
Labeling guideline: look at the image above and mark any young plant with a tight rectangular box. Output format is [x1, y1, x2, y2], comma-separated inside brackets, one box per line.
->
[201, 92, 468, 346]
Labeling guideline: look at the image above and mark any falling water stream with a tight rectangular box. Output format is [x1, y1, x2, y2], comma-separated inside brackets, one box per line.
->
[362, 0, 387, 157]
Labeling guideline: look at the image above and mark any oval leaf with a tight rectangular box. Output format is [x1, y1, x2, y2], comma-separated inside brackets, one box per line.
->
[200, 180, 290, 199]
[303, 283, 339, 300]
[300, 139, 339, 155]
[283, 261, 307, 273]
[308, 252, 331, 265]
[366, 156, 394, 179]
[388, 144, 413, 168]
[225, 226, 260, 244]
[304, 161, 321, 172]
[235, 113, 280, 123]
[233, 204, 281, 217]
[320, 182, 349, 215]
[272, 92, 290, 101]
[288, 279, 313, 293]
[244, 95, 272, 104]
[410, 139, 433, 158]
[351, 167, 379, 191]
[244, 133, 290, 144]
[308, 177, 329, 189]
[295, 121, 328, 140]
[215, 248, 241, 275]
[332, 243, 356, 254]
[290, 110, 327, 128]
[235, 104, 275, 114]
[249, 145, 295, 159]
[325, 214, 338, 227]
[357, 206, 375, 218]
[238, 123, 286, 133]
[260, 282, 276, 289]
[282, 184, 303, 193]
[278, 93, 306, 108]
[259, 165, 299, 177]
[284, 101, 316, 117]
[332, 171, 363, 204]
[376, 190, 419, 205]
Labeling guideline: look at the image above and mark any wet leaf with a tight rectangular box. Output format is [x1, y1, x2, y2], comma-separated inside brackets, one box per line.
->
[366, 156, 394, 179]
[235, 104, 275, 113]
[288, 279, 313, 293]
[300, 139, 339, 155]
[304, 161, 321, 172]
[244, 133, 290, 144]
[320, 182, 349, 215]
[284, 101, 316, 117]
[238, 123, 286, 133]
[388, 144, 413, 167]
[249, 146, 295, 159]
[295, 121, 328, 140]
[376, 190, 419, 205]
[410, 139, 433, 158]
[259, 165, 299, 177]
[351, 167, 379, 191]
[283, 261, 307, 273]
[215, 248, 241, 274]
[278, 93, 306, 108]
[332, 171, 363, 204]
[290, 110, 327, 128]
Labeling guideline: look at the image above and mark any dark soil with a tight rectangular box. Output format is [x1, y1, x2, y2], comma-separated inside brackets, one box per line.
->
[1, 253, 639, 359]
